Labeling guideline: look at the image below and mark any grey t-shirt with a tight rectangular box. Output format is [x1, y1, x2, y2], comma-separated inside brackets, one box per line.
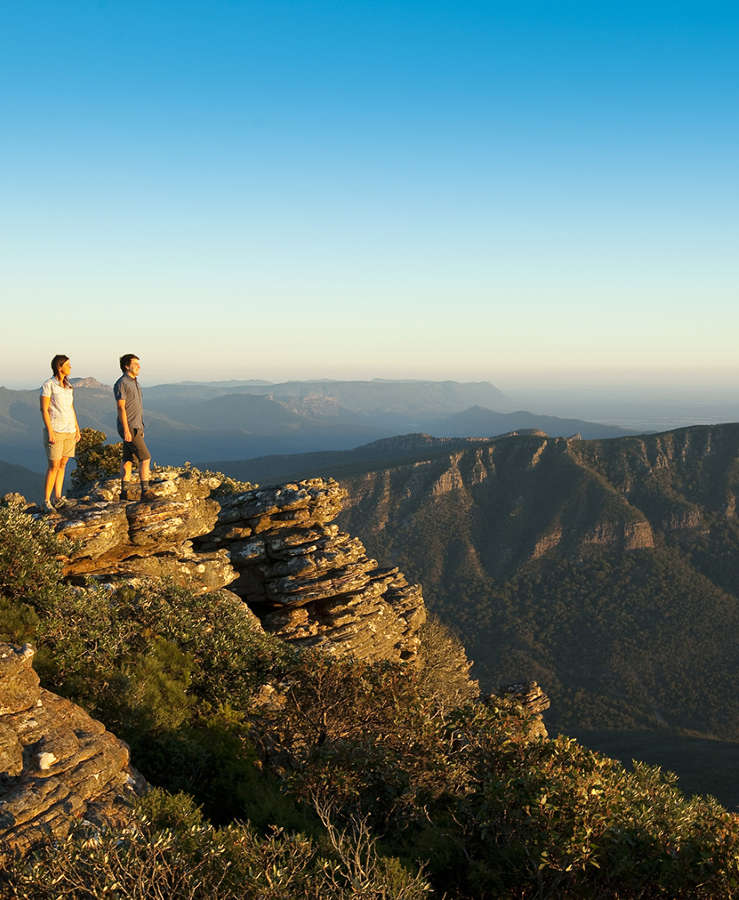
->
[114, 373, 145, 438]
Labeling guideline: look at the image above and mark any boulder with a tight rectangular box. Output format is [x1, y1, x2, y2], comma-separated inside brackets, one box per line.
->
[0, 643, 143, 855]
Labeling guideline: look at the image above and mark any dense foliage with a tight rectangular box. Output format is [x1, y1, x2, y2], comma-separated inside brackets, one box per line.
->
[70, 427, 122, 489]
[2, 502, 739, 896]
[0, 502, 68, 643]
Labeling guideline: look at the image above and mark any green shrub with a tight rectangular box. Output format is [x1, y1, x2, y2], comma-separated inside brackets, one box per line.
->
[0, 596, 39, 643]
[124, 636, 194, 731]
[0, 504, 70, 628]
[70, 428, 122, 490]
[33, 579, 303, 826]
[0, 790, 431, 900]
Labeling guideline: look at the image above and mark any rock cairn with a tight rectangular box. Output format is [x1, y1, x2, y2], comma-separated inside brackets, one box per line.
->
[0, 643, 141, 855]
[47, 470, 426, 665]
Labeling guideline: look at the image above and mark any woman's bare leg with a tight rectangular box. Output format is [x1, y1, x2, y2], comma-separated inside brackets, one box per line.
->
[44, 460, 60, 503]
[54, 457, 69, 500]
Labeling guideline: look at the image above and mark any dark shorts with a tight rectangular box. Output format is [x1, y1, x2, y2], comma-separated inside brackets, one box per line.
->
[122, 429, 151, 464]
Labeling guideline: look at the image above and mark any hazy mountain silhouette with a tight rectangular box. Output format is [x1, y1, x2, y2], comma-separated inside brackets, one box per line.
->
[0, 459, 40, 497]
[0, 378, 630, 471]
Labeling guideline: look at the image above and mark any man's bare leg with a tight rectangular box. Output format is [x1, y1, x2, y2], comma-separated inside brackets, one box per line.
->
[120, 460, 133, 499]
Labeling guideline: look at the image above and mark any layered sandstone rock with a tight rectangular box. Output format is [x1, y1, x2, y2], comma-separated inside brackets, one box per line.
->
[39, 469, 427, 665]
[0, 643, 142, 855]
[495, 682, 551, 740]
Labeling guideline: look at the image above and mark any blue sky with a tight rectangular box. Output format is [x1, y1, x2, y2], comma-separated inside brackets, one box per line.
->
[1, 1, 737, 390]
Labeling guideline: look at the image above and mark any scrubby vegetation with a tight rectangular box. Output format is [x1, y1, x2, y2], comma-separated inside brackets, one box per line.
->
[2, 501, 739, 897]
[70, 428, 122, 490]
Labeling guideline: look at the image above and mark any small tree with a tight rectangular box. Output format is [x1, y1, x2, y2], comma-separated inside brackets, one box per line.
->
[71, 428, 122, 490]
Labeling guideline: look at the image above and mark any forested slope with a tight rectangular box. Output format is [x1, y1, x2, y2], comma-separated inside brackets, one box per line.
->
[338, 425, 739, 744]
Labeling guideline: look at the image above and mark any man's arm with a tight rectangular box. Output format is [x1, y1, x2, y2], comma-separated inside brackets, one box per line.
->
[117, 398, 133, 442]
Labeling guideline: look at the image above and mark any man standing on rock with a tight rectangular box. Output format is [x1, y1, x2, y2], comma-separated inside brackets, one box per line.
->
[114, 354, 154, 501]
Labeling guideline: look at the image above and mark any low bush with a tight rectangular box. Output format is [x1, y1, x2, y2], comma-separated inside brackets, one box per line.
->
[70, 428, 122, 490]
[0, 790, 431, 900]
[0, 503, 69, 615]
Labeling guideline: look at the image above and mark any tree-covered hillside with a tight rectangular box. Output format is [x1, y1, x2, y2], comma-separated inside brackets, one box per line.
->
[337, 425, 739, 795]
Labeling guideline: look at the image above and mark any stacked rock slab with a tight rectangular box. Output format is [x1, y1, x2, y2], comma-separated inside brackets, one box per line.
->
[495, 682, 551, 740]
[58, 471, 231, 591]
[200, 480, 426, 662]
[0, 643, 141, 855]
[48, 470, 426, 664]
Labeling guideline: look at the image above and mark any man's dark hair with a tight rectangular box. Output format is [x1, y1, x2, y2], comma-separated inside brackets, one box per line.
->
[119, 354, 139, 373]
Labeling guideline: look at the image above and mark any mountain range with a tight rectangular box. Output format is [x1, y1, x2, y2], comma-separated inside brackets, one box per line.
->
[0, 378, 633, 473]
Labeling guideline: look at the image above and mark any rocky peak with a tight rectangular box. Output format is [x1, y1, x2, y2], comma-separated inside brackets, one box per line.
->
[496, 682, 551, 740]
[69, 377, 110, 390]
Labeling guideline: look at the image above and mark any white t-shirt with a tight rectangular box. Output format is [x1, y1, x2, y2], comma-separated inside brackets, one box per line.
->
[40, 377, 76, 433]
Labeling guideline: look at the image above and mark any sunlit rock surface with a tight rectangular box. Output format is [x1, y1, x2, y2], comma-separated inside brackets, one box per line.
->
[44, 470, 427, 665]
[0, 643, 142, 855]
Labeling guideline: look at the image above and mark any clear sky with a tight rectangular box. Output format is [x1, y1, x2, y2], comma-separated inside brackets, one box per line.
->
[2, 1, 737, 391]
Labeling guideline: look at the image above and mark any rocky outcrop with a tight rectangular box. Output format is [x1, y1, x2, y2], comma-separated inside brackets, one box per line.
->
[38, 469, 427, 665]
[496, 682, 551, 740]
[0, 643, 141, 855]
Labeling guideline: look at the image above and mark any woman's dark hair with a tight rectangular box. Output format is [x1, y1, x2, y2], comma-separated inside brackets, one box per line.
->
[119, 353, 139, 373]
[51, 354, 71, 388]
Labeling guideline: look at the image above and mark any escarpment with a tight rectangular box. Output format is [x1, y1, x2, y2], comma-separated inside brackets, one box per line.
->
[43, 471, 427, 665]
[339, 424, 739, 579]
[0, 643, 142, 855]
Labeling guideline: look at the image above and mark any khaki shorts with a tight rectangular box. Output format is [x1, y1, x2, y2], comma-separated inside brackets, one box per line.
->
[43, 431, 77, 462]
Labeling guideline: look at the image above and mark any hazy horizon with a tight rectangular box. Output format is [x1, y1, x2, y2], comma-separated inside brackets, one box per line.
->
[3, 371, 737, 436]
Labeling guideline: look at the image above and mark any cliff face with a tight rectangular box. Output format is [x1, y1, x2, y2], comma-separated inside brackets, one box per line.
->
[339, 424, 739, 580]
[0, 643, 142, 855]
[339, 435, 658, 583]
[47, 471, 427, 665]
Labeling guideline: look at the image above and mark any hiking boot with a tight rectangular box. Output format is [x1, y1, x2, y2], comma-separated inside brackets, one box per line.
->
[141, 489, 157, 501]
[43, 500, 60, 516]
[120, 484, 137, 502]
[54, 496, 68, 509]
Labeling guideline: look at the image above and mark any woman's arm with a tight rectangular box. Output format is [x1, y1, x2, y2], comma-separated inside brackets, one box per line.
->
[73, 405, 81, 442]
[40, 396, 55, 443]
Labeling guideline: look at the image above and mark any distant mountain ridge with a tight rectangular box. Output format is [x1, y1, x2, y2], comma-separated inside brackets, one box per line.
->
[334, 424, 739, 752]
[431, 404, 632, 440]
[0, 377, 633, 471]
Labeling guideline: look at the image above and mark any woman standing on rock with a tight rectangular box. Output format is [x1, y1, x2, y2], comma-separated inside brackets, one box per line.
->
[40, 354, 81, 514]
